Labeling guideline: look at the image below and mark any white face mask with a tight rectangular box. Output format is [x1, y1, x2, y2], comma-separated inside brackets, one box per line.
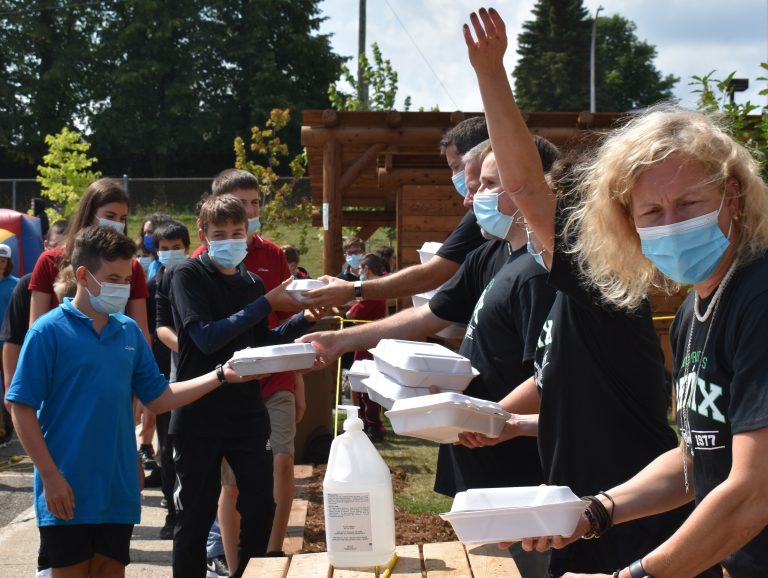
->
[98, 218, 125, 234]
[157, 249, 186, 269]
[86, 270, 130, 314]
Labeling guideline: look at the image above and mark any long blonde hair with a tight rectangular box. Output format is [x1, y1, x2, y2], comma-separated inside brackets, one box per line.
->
[565, 105, 768, 311]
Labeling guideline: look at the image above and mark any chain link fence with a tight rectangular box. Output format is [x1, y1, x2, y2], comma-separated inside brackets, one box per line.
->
[0, 177, 312, 216]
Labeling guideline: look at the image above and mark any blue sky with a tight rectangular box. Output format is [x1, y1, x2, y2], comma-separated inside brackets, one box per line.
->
[316, 0, 768, 112]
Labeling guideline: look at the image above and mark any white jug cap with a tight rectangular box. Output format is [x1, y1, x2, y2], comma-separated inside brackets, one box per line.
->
[338, 405, 364, 432]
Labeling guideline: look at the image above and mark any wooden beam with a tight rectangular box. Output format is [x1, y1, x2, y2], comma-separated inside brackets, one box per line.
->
[396, 186, 404, 313]
[303, 126, 445, 147]
[339, 143, 387, 193]
[465, 543, 522, 578]
[391, 544, 423, 577]
[355, 224, 380, 241]
[323, 139, 343, 276]
[378, 167, 453, 188]
[242, 558, 290, 578]
[423, 542, 472, 578]
[312, 210, 396, 224]
[286, 553, 332, 578]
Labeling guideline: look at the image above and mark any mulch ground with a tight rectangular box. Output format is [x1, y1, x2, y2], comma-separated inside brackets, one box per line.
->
[300, 464, 457, 553]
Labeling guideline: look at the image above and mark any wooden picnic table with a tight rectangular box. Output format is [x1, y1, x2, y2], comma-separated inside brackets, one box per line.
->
[243, 541, 522, 578]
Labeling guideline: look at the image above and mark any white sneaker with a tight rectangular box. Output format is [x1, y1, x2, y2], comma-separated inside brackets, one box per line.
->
[36, 569, 52, 578]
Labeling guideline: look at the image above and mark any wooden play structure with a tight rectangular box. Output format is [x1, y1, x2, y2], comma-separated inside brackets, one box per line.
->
[302, 109, 629, 278]
[302, 109, 687, 379]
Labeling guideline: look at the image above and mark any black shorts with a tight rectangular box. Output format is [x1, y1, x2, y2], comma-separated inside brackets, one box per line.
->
[38, 523, 134, 568]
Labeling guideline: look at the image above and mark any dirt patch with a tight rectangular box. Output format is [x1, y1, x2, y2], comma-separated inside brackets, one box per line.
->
[300, 464, 456, 553]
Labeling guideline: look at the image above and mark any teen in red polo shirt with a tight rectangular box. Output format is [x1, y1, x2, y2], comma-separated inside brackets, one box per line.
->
[191, 169, 300, 570]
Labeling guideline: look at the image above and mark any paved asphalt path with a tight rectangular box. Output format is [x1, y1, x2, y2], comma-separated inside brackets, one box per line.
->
[0, 432, 34, 530]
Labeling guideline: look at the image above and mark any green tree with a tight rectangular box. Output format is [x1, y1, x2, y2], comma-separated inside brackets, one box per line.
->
[201, 0, 346, 176]
[36, 128, 102, 222]
[512, 1, 677, 112]
[594, 15, 678, 111]
[329, 43, 408, 111]
[0, 2, 101, 170]
[513, 0, 592, 112]
[235, 109, 313, 253]
[90, 0, 214, 194]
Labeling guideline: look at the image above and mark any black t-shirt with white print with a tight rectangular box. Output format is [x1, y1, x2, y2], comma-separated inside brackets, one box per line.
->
[533, 206, 720, 578]
[671, 253, 768, 577]
[429, 251, 556, 496]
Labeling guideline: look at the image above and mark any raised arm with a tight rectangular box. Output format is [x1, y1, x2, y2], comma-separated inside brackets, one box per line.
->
[463, 8, 557, 258]
[300, 257, 461, 309]
[296, 304, 452, 371]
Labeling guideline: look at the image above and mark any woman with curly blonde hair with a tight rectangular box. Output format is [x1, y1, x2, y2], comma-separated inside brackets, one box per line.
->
[460, 6, 768, 578]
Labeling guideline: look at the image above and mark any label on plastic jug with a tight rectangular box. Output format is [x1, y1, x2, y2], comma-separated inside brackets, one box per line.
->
[325, 492, 373, 552]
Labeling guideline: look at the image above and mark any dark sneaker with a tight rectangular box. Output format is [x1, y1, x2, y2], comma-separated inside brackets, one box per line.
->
[368, 429, 385, 443]
[143, 468, 162, 488]
[159, 515, 175, 540]
[206, 554, 229, 577]
[139, 445, 158, 469]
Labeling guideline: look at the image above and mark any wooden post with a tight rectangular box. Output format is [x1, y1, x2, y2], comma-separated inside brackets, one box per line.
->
[323, 139, 343, 276]
[395, 185, 404, 312]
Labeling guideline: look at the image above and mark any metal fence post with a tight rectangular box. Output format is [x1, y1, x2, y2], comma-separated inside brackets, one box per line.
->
[123, 175, 129, 196]
[12, 180, 16, 211]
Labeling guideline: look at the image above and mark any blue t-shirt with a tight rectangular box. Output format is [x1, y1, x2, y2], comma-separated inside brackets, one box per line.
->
[6, 298, 168, 526]
[0, 275, 20, 349]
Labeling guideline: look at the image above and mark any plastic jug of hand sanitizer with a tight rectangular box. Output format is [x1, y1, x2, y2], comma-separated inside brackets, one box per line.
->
[323, 405, 396, 567]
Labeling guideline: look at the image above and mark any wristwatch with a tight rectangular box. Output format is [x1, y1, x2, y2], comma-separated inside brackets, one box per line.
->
[628, 560, 652, 578]
[215, 364, 228, 386]
[354, 280, 363, 301]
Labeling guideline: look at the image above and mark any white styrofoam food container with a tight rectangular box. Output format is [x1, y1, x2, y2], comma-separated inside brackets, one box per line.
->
[228, 343, 316, 376]
[369, 339, 478, 390]
[436, 323, 467, 340]
[346, 359, 377, 393]
[362, 371, 432, 410]
[417, 242, 443, 265]
[440, 486, 586, 545]
[286, 279, 328, 303]
[411, 289, 439, 308]
[384, 392, 510, 444]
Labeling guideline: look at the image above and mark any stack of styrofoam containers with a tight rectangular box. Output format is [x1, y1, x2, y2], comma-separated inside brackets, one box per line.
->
[345, 359, 376, 393]
[228, 343, 317, 376]
[410, 289, 467, 340]
[439, 486, 587, 545]
[384, 393, 510, 443]
[361, 339, 478, 414]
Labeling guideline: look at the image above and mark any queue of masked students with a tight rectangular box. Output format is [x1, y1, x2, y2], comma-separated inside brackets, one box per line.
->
[4, 9, 768, 578]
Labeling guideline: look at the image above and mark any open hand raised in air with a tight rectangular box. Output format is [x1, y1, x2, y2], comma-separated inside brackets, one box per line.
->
[462, 8, 508, 76]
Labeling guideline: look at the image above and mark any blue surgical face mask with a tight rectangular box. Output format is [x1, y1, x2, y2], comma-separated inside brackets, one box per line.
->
[137, 256, 152, 275]
[526, 229, 549, 271]
[99, 218, 125, 234]
[157, 249, 186, 269]
[346, 253, 363, 269]
[86, 270, 131, 314]
[248, 217, 261, 236]
[206, 237, 248, 269]
[452, 170, 468, 198]
[473, 192, 515, 240]
[143, 235, 156, 254]
[359, 272, 367, 281]
[636, 194, 732, 285]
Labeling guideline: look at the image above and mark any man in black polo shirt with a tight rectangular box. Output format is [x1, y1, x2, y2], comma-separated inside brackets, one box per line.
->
[297, 148, 558, 578]
[169, 195, 324, 578]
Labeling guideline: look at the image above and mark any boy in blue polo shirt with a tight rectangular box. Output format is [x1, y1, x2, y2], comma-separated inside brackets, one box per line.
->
[6, 226, 266, 577]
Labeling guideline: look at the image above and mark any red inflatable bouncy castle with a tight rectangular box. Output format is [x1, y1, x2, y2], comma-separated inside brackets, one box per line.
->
[0, 209, 44, 277]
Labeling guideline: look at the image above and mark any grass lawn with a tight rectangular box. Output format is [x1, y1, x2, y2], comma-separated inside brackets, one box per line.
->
[128, 212, 394, 279]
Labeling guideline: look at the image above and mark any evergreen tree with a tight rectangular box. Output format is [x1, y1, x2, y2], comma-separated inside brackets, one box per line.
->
[513, 1, 678, 112]
[513, 0, 592, 112]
